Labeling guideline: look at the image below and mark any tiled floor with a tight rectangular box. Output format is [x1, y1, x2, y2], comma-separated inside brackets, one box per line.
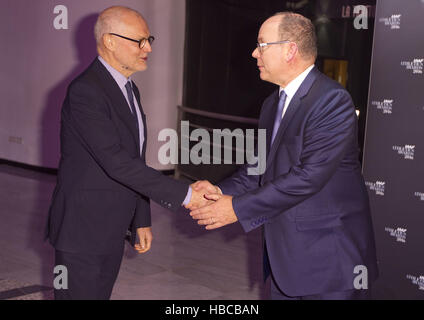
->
[0, 164, 268, 300]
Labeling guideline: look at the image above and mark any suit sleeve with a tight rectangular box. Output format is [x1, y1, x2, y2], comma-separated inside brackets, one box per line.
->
[218, 161, 260, 196]
[127, 195, 151, 246]
[134, 196, 151, 227]
[63, 80, 189, 211]
[232, 89, 357, 232]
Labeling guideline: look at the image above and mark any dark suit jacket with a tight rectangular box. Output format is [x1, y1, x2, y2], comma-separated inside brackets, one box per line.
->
[46, 58, 188, 254]
[218, 67, 378, 296]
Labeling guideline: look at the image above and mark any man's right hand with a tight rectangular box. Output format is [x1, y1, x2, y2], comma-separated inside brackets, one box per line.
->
[185, 180, 222, 210]
[192, 180, 222, 196]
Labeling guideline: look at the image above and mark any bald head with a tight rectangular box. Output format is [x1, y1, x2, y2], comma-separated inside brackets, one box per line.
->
[94, 6, 152, 77]
[94, 6, 145, 46]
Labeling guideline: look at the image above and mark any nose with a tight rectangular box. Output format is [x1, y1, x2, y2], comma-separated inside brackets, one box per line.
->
[252, 47, 259, 59]
[143, 41, 152, 53]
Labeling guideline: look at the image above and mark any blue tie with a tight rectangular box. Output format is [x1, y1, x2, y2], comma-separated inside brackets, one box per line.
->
[125, 81, 139, 132]
[271, 90, 287, 144]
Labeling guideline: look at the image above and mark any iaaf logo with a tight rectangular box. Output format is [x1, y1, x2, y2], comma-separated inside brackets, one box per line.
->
[392, 145, 415, 160]
[384, 227, 407, 243]
[378, 14, 401, 29]
[371, 99, 393, 114]
[401, 59, 424, 74]
[406, 274, 424, 291]
[365, 181, 385, 196]
[414, 192, 424, 201]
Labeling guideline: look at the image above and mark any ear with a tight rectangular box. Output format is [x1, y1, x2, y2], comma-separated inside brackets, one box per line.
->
[285, 42, 298, 62]
[103, 33, 115, 51]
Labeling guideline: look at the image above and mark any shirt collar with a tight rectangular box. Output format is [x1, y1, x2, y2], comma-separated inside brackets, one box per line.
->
[279, 64, 314, 98]
[98, 56, 131, 90]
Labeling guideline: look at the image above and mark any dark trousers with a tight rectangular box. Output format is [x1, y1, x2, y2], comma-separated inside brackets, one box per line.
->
[54, 245, 124, 300]
[269, 273, 371, 300]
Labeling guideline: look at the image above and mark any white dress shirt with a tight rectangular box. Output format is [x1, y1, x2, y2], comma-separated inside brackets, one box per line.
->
[279, 64, 315, 120]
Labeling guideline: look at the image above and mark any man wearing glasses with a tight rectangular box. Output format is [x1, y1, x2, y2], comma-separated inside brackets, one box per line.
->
[190, 12, 378, 300]
[46, 6, 203, 299]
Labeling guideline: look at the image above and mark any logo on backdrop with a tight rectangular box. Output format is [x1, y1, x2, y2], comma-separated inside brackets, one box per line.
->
[406, 274, 424, 291]
[392, 145, 415, 160]
[414, 192, 424, 201]
[365, 181, 385, 196]
[378, 14, 401, 29]
[384, 227, 407, 243]
[371, 99, 393, 114]
[401, 59, 424, 74]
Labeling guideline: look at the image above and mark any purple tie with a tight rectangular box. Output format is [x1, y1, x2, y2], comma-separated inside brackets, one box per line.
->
[125, 81, 139, 132]
[271, 90, 287, 144]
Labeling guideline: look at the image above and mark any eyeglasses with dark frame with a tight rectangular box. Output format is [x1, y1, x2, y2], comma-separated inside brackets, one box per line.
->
[256, 40, 291, 53]
[109, 33, 155, 49]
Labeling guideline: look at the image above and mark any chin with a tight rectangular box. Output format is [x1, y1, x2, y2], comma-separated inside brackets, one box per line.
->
[259, 73, 268, 81]
[136, 63, 147, 72]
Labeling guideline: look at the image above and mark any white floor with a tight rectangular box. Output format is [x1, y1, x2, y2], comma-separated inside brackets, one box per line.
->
[0, 164, 268, 300]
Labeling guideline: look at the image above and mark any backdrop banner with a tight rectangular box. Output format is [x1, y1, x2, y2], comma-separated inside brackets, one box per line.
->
[362, 0, 424, 299]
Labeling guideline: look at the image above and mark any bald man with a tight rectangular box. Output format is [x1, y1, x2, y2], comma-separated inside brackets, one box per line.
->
[45, 6, 203, 300]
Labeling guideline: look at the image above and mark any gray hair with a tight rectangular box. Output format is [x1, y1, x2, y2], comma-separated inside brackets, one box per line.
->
[273, 12, 317, 61]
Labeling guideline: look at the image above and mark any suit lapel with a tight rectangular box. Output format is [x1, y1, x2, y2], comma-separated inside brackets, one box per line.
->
[266, 67, 320, 167]
[258, 91, 279, 186]
[91, 59, 140, 151]
[261, 91, 280, 157]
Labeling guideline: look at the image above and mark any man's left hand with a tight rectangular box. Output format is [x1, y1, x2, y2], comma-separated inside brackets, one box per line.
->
[190, 194, 238, 230]
[134, 227, 152, 253]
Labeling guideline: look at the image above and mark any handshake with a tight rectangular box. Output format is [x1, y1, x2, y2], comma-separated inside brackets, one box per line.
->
[185, 181, 238, 230]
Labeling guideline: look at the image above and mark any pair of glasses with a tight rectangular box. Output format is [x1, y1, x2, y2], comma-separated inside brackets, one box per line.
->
[109, 33, 155, 49]
[256, 40, 290, 53]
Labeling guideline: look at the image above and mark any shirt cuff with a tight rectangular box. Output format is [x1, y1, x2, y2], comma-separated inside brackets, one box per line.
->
[182, 186, 192, 206]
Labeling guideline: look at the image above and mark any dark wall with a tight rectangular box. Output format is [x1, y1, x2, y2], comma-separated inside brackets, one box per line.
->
[184, 0, 375, 116]
[183, 0, 275, 122]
